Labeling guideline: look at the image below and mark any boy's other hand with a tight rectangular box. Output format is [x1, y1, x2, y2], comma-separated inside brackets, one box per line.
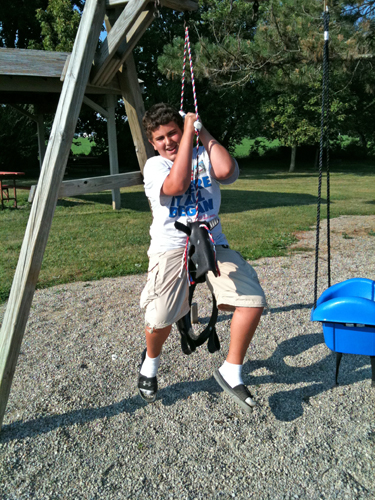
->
[184, 113, 199, 136]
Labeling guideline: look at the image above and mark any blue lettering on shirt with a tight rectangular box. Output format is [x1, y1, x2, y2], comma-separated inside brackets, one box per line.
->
[203, 199, 213, 212]
[196, 190, 205, 202]
[203, 176, 212, 188]
[169, 175, 214, 219]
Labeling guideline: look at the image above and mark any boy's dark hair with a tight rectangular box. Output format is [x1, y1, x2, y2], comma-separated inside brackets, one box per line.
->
[142, 103, 184, 141]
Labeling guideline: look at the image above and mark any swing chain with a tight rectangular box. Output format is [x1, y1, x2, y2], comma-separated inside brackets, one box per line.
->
[314, 7, 331, 308]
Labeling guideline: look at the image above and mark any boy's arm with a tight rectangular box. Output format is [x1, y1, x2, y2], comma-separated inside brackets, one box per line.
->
[161, 113, 196, 196]
[199, 126, 237, 181]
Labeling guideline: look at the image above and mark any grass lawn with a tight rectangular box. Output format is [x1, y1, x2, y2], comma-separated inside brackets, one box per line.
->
[1, 160, 374, 303]
[234, 137, 281, 158]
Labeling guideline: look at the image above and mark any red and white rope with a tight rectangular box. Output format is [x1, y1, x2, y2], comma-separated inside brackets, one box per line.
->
[179, 25, 220, 284]
[180, 25, 200, 221]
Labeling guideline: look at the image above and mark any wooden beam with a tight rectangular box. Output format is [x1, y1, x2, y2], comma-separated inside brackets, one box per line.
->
[83, 95, 109, 117]
[0, 0, 106, 431]
[58, 171, 142, 197]
[60, 55, 71, 81]
[105, 0, 198, 11]
[7, 104, 36, 122]
[35, 111, 46, 171]
[160, 0, 199, 10]
[91, 0, 149, 86]
[0, 75, 122, 96]
[104, 11, 153, 173]
[98, 7, 155, 87]
[106, 94, 121, 209]
[119, 53, 154, 173]
[0, 48, 70, 78]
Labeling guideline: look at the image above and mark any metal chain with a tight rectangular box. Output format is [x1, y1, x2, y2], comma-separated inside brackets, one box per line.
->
[314, 8, 331, 308]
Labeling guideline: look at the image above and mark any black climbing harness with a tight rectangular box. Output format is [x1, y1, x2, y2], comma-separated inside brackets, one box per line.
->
[175, 219, 221, 355]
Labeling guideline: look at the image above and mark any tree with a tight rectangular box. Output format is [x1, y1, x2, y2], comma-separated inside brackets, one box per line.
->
[157, 0, 375, 166]
[0, 0, 48, 48]
[28, 0, 83, 52]
[148, 4, 263, 150]
[0, 105, 39, 172]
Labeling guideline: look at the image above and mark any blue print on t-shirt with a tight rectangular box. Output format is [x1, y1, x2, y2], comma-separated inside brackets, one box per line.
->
[169, 175, 213, 218]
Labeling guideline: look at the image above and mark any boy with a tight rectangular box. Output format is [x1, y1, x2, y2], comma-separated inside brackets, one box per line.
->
[139, 103, 266, 413]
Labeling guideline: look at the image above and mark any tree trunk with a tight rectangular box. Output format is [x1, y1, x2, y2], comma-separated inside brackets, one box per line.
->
[314, 146, 319, 170]
[289, 145, 297, 172]
[357, 131, 367, 150]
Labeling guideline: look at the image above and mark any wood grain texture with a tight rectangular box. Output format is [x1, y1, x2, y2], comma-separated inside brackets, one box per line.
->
[97, 8, 154, 87]
[106, 0, 198, 10]
[0, 49, 70, 78]
[119, 54, 154, 173]
[58, 172, 143, 197]
[0, 0, 106, 431]
[91, 0, 149, 85]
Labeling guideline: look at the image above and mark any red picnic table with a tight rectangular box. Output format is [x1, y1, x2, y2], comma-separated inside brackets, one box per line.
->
[0, 171, 25, 209]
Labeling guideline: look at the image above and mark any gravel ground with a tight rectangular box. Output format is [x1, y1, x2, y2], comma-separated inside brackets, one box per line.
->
[1, 215, 375, 500]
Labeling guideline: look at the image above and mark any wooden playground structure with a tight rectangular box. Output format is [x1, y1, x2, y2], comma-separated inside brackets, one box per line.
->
[0, 0, 198, 430]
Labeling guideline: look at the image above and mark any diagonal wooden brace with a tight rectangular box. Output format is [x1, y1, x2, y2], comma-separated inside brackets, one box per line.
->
[0, 0, 106, 431]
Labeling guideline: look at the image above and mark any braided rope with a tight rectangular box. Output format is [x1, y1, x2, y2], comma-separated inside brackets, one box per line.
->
[180, 30, 187, 112]
[314, 8, 331, 308]
[179, 25, 221, 286]
[181, 24, 200, 221]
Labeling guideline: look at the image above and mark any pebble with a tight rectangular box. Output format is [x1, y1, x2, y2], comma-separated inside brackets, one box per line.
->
[0, 216, 374, 499]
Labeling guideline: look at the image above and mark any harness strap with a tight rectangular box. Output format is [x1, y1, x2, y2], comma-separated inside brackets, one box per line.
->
[176, 283, 220, 355]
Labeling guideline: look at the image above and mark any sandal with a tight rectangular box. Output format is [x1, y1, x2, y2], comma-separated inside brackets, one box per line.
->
[138, 349, 158, 403]
[214, 369, 256, 413]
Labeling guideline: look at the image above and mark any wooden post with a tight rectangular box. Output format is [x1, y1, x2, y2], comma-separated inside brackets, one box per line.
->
[104, 10, 153, 172]
[35, 110, 46, 171]
[119, 53, 154, 173]
[106, 93, 121, 209]
[0, 0, 106, 431]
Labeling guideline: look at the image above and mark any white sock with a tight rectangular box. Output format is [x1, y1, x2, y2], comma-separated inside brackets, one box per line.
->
[140, 352, 160, 378]
[219, 360, 243, 388]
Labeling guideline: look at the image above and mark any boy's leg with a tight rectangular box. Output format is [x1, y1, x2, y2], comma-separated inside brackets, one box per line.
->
[145, 325, 172, 358]
[139, 248, 189, 402]
[138, 326, 172, 403]
[217, 306, 263, 390]
[227, 306, 263, 365]
[214, 306, 263, 412]
[207, 246, 266, 411]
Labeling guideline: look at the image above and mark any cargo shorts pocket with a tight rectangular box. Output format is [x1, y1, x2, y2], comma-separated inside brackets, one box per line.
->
[140, 262, 159, 308]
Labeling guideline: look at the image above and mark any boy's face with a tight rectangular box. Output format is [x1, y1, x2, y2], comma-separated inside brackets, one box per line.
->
[149, 121, 183, 162]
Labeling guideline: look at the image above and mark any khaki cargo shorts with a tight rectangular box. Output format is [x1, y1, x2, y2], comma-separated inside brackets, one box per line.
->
[140, 245, 267, 330]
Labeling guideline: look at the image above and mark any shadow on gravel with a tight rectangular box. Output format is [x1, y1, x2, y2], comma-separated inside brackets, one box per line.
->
[244, 332, 373, 422]
[1, 335, 372, 442]
[0, 377, 219, 444]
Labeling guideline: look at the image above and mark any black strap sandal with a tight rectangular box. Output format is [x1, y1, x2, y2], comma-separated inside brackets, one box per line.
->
[214, 369, 256, 413]
[138, 349, 158, 403]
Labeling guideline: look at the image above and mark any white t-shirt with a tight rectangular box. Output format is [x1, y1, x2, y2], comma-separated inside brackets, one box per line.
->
[143, 146, 239, 256]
